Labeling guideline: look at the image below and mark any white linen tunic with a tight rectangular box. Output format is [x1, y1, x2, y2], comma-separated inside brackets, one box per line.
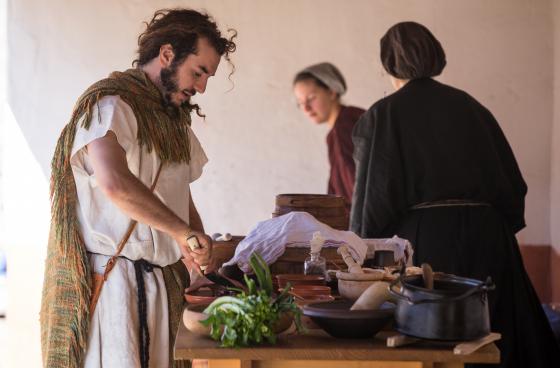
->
[70, 95, 207, 368]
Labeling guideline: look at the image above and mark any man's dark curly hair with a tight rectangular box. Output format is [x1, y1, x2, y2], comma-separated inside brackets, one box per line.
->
[133, 8, 237, 115]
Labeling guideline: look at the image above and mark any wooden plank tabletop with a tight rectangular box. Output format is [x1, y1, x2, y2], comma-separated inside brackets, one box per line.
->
[174, 323, 500, 364]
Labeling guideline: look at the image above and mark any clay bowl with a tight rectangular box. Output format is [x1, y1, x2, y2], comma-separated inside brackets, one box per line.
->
[302, 300, 394, 339]
[279, 285, 332, 301]
[276, 274, 326, 289]
[294, 294, 336, 308]
[184, 285, 236, 305]
[183, 304, 293, 336]
[336, 268, 386, 301]
[290, 285, 331, 299]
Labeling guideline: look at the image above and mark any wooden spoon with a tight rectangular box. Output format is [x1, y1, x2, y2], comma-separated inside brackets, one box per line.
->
[421, 263, 434, 290]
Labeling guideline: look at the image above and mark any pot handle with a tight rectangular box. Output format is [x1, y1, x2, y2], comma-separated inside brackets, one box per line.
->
[389, 276, 495, 305]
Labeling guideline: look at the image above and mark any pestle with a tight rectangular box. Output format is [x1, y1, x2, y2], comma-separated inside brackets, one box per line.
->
[350, 281, 392, 310]
[421, 263, 434, 289]
[337, 245, 364, 274]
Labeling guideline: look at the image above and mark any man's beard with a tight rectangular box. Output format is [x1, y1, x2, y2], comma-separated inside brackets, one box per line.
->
[159, 65, 194, 117]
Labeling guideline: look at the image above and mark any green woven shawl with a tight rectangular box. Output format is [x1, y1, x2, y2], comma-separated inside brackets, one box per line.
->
[40, 68, 192, 368]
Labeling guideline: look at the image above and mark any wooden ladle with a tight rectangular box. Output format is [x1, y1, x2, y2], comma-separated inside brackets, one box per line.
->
[421, 263, 434, 290]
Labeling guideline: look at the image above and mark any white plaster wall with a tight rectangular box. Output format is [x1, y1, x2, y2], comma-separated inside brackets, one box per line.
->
[8, 0, 553, 242]
[552, 0, 560, 253]
[0, 0, 5, 235]
[3, 0, 557, 365]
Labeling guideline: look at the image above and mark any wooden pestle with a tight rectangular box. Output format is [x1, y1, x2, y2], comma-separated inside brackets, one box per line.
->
[421, 263, 434, 289]
[350, 281, 391, 310]
[337, 245, 364, 274]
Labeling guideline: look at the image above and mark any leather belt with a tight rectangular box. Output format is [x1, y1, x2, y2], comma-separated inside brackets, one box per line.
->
[410, 199, 491, 210]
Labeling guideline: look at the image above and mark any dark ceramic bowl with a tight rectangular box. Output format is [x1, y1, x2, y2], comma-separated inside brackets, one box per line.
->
[303, 300, 395, 339]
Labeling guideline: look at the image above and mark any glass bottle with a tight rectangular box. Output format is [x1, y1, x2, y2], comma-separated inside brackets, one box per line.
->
[304, 252, 326, 276]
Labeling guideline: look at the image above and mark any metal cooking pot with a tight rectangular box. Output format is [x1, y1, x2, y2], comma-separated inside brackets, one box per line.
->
[389, 273, 495, 341]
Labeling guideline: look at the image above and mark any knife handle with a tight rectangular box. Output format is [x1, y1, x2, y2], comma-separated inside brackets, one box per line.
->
[186, 235, 208, 271]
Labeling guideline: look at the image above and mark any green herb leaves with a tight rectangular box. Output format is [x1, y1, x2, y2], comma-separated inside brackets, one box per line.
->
[200, 252, 302, 347]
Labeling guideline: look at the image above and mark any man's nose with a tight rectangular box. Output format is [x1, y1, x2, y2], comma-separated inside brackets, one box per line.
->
[195, 76, 209, 94]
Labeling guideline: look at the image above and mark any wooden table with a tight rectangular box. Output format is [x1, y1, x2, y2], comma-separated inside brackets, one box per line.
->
[174, 324, 500, 368]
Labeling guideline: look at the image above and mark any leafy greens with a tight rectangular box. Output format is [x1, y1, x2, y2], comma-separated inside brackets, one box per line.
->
[200, 252, 302, 347]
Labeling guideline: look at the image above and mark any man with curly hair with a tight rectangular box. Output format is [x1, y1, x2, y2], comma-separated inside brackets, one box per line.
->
[40, 8, 236, 368]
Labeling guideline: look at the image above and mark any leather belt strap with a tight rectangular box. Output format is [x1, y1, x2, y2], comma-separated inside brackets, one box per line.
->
[410, 199, 491, 210]
[102, 163, 164, 281]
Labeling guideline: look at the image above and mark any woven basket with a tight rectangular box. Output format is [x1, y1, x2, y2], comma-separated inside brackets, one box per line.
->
[273, 194, 349, 230]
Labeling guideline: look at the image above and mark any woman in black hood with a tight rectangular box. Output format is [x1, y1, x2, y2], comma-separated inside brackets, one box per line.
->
[351, 21, 560, 368]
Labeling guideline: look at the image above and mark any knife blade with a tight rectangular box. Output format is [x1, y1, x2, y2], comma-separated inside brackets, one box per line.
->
[187, 235, 242, 289]
[204, 272, 239, 288]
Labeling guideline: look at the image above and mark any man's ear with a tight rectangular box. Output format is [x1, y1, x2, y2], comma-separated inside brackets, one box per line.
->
[159, 44, 175, 67]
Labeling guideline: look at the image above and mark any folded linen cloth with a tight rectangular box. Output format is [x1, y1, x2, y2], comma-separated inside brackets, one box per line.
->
[222, 212, 368, 273]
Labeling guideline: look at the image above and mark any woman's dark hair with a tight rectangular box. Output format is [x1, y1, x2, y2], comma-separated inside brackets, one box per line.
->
[133, 8, 236, 68]
[293, 72, 330, 91]
[380, 21, 446, 79]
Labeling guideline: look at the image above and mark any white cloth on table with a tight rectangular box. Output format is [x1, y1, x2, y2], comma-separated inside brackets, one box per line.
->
[223, 212, 368, 273]
[70, 95, 207, 368]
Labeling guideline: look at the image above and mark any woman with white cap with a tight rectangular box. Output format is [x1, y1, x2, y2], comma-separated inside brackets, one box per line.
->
[293, 62, 365, 214]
